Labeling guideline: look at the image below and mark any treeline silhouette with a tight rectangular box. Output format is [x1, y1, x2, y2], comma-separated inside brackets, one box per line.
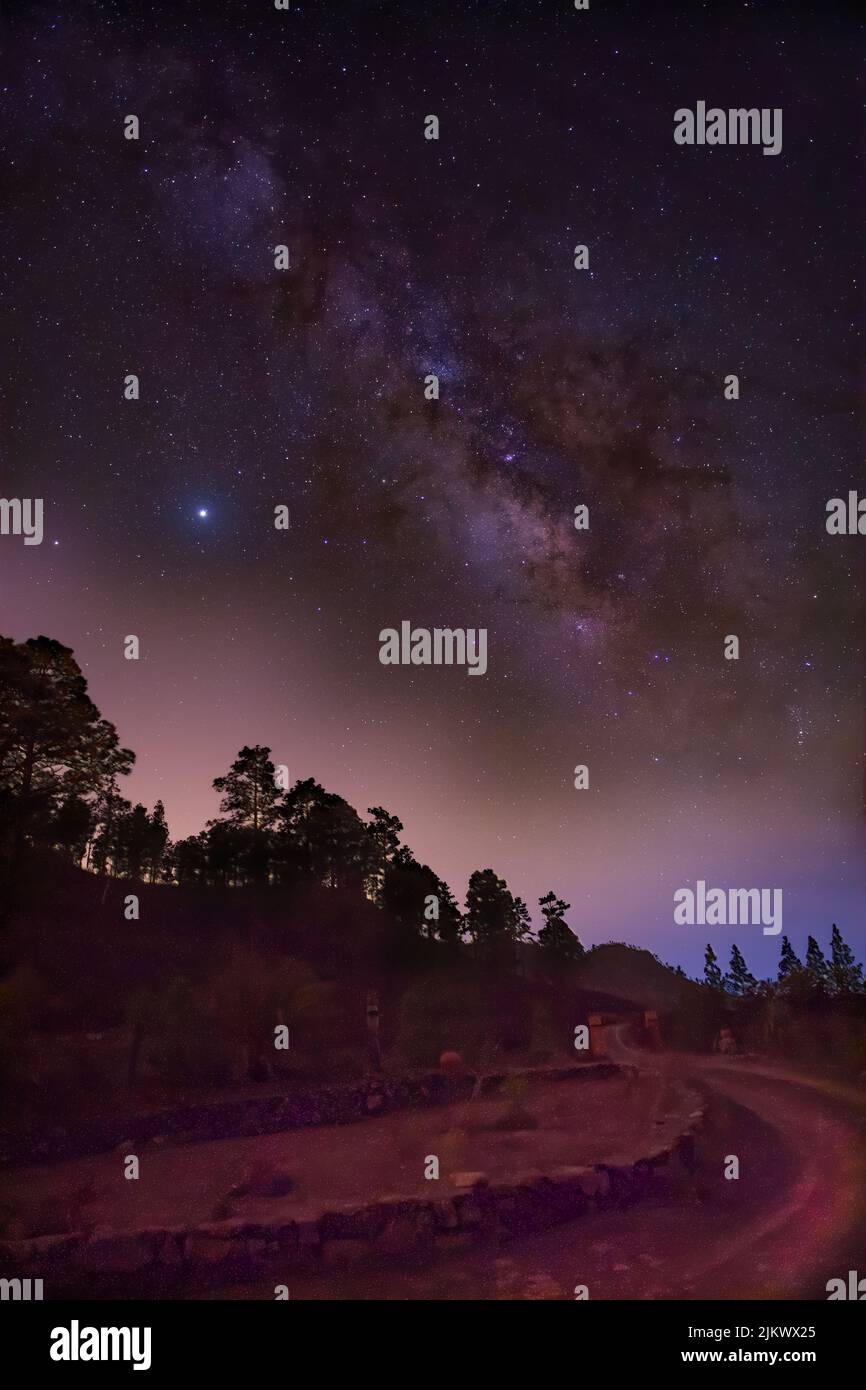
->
[2, 637, 865, 1112]
[2, 634, 862, 994]
[0, 635, 583, 958]
[702, 930, 863, 1002]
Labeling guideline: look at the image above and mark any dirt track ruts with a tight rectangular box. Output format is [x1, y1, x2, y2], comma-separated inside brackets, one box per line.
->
[200, 1036, 866, 1300]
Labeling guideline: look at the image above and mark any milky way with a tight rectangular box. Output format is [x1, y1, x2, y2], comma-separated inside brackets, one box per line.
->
[1, 0, 862, 974]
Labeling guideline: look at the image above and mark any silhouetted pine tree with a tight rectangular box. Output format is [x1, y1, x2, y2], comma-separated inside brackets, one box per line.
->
[805, 934, 830, 992]
[829, 923, 864, 995]
[537, 891, 584, 961]
[465, 868, 522, 954]
[704, 943, 723, 991]
[213, 746, 281, 833]
[365, 806, 404, 902]
[381, 845, 462, 945]
[777, 935, 802, 982]
[513, 896, 533, 942]
[0, 635, 135, 867]
[725, 944, 758, 996]
[146, 800, 169, 882]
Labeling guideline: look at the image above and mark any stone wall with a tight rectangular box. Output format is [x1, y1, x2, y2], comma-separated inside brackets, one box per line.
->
[0, 1062, 624, 1167]
[0, 1080, 706, 1297]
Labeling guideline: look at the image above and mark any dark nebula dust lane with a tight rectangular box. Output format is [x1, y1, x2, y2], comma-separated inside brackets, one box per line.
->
[1, 0, 862, 975]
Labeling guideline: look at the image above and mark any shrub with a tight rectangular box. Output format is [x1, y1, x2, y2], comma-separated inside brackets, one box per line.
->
[138, 977, 234, 1087]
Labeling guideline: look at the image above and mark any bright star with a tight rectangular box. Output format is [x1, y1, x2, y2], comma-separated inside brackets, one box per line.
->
[197, 508, 208, 518]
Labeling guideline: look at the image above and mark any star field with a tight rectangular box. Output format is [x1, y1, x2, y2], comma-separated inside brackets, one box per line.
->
[1, 0, 862, 975]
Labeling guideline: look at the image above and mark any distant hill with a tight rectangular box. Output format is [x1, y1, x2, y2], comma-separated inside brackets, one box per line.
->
[575, 942, 704, 1012]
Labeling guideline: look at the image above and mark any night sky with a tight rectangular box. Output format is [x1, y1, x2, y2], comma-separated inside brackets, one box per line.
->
[1, 0, 862, 975]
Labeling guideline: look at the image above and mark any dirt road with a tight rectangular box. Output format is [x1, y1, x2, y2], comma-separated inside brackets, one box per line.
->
[203, 1037, 866, 1300]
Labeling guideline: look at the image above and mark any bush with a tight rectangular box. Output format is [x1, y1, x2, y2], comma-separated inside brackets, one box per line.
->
[396, 972, 493, 1070]
[0, 965, 45, 1104]
[492, 1074, 538, 1130]
[207, 947, 363, 1079]
[126, 950, 368, 1089]
[138, 977, 234, 1087]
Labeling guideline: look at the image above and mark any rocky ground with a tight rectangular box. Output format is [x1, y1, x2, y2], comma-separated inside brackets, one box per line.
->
[1, 1069, 670, 1237]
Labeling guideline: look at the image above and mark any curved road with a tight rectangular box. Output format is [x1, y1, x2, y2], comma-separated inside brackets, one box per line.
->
[207, 1032, 866, 1300]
